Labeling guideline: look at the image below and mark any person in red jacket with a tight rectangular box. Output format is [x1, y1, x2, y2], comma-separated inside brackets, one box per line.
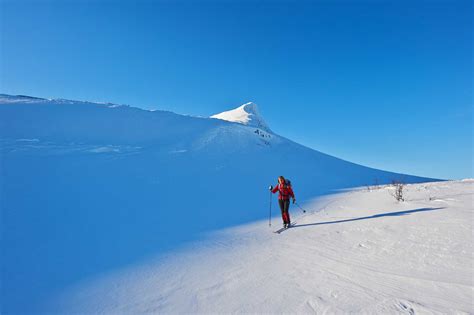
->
[270, 176, 296, 228]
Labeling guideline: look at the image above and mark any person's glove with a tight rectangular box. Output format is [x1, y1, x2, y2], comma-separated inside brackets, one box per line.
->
[269, 185, 273, 191]
[292, 198, 296, 204]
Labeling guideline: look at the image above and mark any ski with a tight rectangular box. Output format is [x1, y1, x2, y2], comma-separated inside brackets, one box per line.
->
[273, 222, 296, 234]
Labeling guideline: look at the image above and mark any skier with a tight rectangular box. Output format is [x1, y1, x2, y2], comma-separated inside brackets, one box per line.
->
[270, 176, 296, 228]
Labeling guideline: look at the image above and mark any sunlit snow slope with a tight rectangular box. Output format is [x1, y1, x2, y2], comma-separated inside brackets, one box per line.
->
[50, 180, 474, 314]
[0, 94, 437, 313]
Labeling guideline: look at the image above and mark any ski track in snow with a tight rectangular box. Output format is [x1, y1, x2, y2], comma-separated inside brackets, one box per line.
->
[48, 180, 474, 314]
[1, 139, 142, 155]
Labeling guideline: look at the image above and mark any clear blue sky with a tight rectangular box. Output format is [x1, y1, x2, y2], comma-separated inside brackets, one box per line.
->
[2, 0, 472, 179]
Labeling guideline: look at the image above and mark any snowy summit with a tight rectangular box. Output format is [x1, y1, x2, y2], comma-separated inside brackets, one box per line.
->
[211, 102, 272, 132]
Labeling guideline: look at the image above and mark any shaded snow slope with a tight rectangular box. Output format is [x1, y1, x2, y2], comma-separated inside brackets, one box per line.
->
[210, 102, 272, 132]
[0, 94, 438, 313]
[48, 180, 474, 314]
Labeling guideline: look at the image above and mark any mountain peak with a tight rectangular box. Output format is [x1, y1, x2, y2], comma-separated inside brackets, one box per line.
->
[210, 102, 272, 132]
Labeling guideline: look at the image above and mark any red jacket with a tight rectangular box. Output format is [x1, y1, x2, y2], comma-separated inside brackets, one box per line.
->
[272, 183, 295, 200]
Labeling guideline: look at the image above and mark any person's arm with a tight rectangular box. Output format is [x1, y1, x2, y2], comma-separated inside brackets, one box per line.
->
[289, 187, 296, 202]
[271, 185, 279, 194]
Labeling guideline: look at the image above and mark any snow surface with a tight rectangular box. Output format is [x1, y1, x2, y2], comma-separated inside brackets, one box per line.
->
[47, 180, 474, 314]
[1, 94, 444, 313]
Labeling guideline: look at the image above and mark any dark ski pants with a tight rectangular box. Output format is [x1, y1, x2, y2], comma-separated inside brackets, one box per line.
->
[278, 199, 291, 224]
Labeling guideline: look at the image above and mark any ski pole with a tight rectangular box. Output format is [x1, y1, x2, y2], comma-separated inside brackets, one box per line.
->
[268, 188, 272, 227]
[294, 201, 307, 214]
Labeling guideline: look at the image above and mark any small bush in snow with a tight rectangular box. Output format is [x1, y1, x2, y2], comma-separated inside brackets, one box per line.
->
[390, 180, 405, 202]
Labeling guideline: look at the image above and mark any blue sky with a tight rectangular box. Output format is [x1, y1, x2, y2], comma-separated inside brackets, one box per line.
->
[2, 0, 472, 179]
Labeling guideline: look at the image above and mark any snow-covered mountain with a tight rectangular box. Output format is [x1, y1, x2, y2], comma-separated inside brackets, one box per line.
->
[1, 94, 439, 313]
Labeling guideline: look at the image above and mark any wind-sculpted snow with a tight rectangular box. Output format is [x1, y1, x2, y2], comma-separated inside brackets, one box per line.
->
[210, 102, 272, 132]
[0, 94, 438, 313]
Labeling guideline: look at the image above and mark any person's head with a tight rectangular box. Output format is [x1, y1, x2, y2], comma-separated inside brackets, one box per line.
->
[278, 176, 285, 185]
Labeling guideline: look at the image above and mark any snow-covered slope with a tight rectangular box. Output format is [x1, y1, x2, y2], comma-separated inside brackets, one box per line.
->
[0, 94, 439, 313]
[210, 102, 272, 132]
[47, 180, 474, 314]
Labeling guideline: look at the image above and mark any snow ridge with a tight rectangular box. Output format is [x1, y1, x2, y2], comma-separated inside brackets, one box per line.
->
[210, 102, 272, 132]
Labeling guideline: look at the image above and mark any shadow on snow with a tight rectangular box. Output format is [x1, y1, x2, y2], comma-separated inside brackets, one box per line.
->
[293, 207, 445, 228]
